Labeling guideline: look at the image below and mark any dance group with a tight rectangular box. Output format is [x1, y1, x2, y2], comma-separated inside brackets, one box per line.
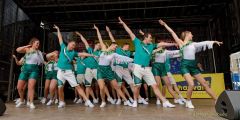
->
[13, 17, 223, 109]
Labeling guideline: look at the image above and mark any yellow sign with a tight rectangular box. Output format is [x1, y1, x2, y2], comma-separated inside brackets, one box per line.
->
[151, 73, 225, 98]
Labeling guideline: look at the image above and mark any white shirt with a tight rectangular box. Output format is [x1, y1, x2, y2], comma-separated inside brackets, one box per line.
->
[99, 53, 133, 66]
[154, 50, 179, 63]
[182, 41, 214, 60]
[25, 50, 44, 65]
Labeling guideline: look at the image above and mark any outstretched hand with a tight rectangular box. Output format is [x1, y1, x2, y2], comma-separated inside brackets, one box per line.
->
[93, 24, 98, 30]
[118, 17, 124, 25]
[215, 41, 223, 46]
[75, 31, 81, 36]
[159, 19, 166, 26]
[106, 26, 110, 32]
[53, 24, 59, 30]
[139, 29, 144, 35]
[12, 55, 16, 59]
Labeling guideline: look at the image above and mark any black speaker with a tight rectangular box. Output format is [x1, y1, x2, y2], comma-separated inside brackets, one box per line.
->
[215, 90, 240, 120]
[0, 98, 6, 116]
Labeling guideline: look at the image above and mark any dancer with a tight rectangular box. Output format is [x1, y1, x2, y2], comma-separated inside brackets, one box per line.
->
[44, 51, 59, 106]
[93, 24, 133, 107]
[118, 17, 175, 108]
[159, 19, 222, 108]
[53, 25, 94, 108]
[16, 37, 45, 109]
[106, 26, 137, 104]
[75, 32, 114, 104]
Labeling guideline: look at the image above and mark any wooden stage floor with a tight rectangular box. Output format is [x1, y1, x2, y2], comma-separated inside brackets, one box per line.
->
[1, 99, 226, 120]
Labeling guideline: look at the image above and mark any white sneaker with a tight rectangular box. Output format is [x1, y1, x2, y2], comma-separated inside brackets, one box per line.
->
[141, 98, 148, 105]
[181, 98, 187, 103]
[86, 100, 94, 108]
[46, 100, 53, 106]
[26, 101, 30, 107]
[174, 99, 184, 105]
[107, 97, 115, 104]
[124, 100, 132, 107]
[93, 99, 99, 104]
[100, 102, 106, 108]
[76, 99, 83, 104]
[145, 98, 149, 102]
[73, 97, 78, 103]
[138, 98, 143, 104]
[54, 99, 59, 104]
[156, 99, 161, 105]
[129, 97, 134, 103]
[132, 101, 138, 108]
[163, 101, 175, 108]
[113, 99, 117, 103]
[186, 100, 195, 109]
[29, 103, 36, 109]
[58, 101, 66, 108]
[15, 98, 21, 104]
[16, 101, 25, 108]
[116, 99, 121, 105]
[41, 98, 47, 104]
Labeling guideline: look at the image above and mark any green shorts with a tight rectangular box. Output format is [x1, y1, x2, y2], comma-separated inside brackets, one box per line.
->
[152, 63, 168, 77]
[18, 64, 39, 81]
[180, 59, 201, 75]
[97, 65, 115, 81]
[114, 72, 122, 85]
[45, 71, 57, 80]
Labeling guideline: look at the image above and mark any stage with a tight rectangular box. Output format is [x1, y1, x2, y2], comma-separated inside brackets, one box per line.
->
[1, 99, 225, 120]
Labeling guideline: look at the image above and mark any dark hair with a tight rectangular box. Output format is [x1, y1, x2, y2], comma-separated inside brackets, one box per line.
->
[123, 43, 129, 46]
[29, 37, 39, 45]
[144, 33, 152, 39]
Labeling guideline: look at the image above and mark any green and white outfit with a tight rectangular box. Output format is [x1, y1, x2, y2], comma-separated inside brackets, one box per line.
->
[97, 51, 133, 81]
[113, 47, 133, 86]
[57, 43, 79, 87]
[180, 41, 215, 75]
[76, 57, 87, 85]
[45, 61, 58, 80]
[152, 49, 179, 77]
[84, 47, 101, 87]
[132, 37, 157, 86]
[18, 50, 44, 81]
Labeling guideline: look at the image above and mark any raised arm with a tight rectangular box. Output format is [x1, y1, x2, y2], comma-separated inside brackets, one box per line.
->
[159, 19, 183, 46]
[139, 29, 145, 36]
[106, 26, 116, 43]
[53, 25, 63, 45]
[93, 24, 107, 51]
[118, 17, 136, 40]
[16, 45, 31, 53]
[75, 32, 90, 49]
[158, 42, 178, 48]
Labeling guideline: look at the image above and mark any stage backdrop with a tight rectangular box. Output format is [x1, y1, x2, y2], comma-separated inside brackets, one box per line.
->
[151, 73, 225, 98]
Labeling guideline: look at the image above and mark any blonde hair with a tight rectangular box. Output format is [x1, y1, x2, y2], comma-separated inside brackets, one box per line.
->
[180, 31, 191, 40]
[29, 37, 39, 45]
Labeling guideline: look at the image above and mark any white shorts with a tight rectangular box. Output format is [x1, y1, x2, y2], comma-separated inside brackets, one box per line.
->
[84, 68, 97, 87]
[115, 66, 133, 85]
[167, 72, 176, 85]
[133, 64, 156, 86]
[57, 69, 79, 87]
[77, 74, 85, 84]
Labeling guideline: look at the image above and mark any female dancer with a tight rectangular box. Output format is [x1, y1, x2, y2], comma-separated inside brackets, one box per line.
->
[45, 51, 59, 106]
[75, 32, 115, 104]
[93, 24, 133, 107]
[53, 25, 94, 108]
[159, 19, 222, 108]
[41, 51, 58, 104]
[16, 37, 45, 109]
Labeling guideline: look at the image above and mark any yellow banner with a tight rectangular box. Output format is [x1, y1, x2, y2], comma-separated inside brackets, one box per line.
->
[151, 73, 225, 98]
